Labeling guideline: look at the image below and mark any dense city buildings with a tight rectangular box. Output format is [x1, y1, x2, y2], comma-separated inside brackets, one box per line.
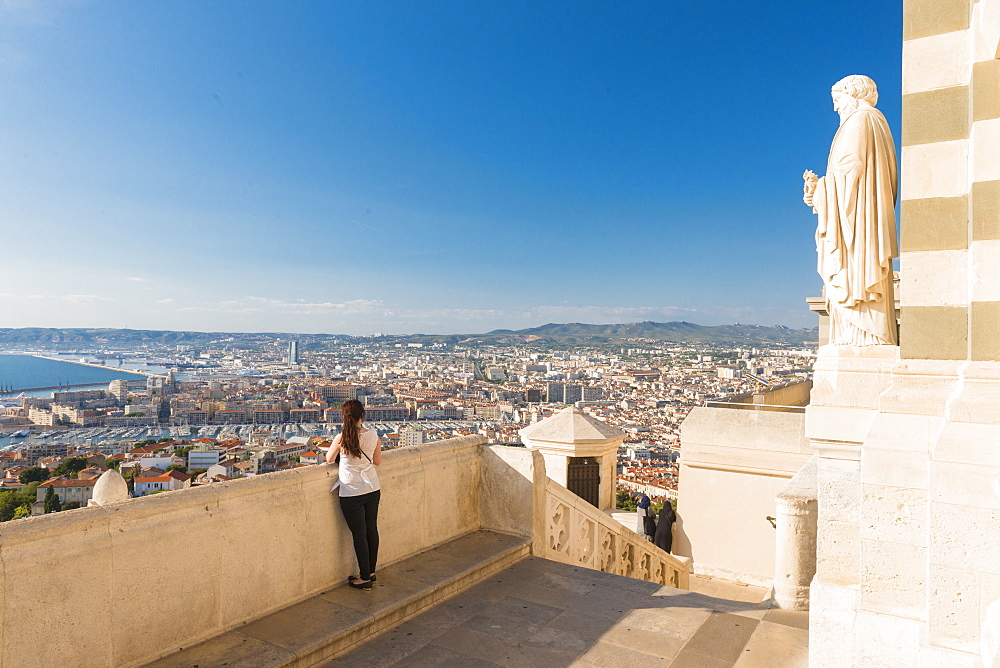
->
[0, 335, 813, 513]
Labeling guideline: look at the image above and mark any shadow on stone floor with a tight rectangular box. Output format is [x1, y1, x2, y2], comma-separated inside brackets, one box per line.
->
[323, 556, 807, 668]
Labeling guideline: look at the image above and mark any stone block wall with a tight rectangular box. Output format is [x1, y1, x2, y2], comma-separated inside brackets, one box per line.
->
[676, 405, 812, 587]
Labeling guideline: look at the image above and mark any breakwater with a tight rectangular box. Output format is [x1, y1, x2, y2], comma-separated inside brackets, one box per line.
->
[0, 354, 153, 396]
[31, 355, 156, 378]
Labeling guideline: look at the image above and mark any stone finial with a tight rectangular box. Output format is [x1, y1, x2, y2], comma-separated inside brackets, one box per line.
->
[88, 469, 130, 507]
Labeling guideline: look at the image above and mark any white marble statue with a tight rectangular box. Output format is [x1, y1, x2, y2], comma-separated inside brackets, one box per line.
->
[803, 75, 898, 346]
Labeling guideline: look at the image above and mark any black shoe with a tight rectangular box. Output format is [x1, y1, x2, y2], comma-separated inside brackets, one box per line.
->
[348, 574, 376, 584]
[348, 579, 372, 591]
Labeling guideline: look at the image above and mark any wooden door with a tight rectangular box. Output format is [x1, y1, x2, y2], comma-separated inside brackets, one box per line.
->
[567, 456, 600, 507]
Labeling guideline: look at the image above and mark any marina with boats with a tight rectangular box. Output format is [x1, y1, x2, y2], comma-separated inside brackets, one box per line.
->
[0, 420, 491, 455]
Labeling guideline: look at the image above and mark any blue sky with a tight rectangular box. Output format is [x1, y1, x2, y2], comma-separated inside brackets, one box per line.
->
[0, 0, 902, 335]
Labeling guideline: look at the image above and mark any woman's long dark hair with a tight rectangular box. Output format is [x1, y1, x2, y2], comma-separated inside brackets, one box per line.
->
[340, 399, 365, 458]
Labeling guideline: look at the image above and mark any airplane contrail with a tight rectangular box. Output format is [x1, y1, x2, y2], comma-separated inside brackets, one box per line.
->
[352, 220, 384, 232]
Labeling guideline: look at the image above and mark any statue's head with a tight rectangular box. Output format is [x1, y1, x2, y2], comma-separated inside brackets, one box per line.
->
[831, 75, 878, 118]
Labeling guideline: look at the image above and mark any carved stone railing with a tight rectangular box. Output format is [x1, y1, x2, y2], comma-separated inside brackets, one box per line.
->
[544, 478, 691, 589]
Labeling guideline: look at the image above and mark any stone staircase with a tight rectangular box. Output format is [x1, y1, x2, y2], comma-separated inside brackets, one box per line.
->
[147, 530, 531, 668]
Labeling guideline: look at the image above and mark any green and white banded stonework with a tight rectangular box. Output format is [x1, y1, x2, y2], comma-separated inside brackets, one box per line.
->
[900, 0, 1000, 360]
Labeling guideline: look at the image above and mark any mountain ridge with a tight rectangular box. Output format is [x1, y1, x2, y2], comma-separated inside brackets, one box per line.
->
[0, 321, 818, 348]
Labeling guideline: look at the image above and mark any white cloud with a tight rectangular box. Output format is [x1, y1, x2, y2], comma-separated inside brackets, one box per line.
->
[13, 293, 115, 304]
[177, 306, 263, 314]
[62, 294, 114, 304]
[126, 277, 147, 282]
[527, 305, 698, 322]
[397, 307, 506, 321]
[274, 299, 389, 314]
[235, 297, 390, 315]
[171, 298, 391, 317]
[156, 298, 175, 304]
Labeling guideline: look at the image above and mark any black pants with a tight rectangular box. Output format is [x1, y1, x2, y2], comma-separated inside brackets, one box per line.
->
[339, 489, 380, 580]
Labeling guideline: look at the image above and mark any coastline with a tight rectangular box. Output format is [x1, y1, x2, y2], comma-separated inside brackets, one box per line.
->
[4, 381, 115, 394]
[31, 354, 156, 378]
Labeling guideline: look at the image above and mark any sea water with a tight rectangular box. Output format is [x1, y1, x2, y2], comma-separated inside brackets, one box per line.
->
[0, 354, 150, 396]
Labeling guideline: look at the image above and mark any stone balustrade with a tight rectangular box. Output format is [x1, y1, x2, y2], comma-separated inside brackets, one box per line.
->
[544, 477, 691, 589]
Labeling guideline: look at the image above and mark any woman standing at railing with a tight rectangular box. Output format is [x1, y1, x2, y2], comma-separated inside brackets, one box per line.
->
[326, 399, 382, 591]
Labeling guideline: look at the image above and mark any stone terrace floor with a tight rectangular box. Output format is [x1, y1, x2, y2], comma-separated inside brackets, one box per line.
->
[323, 557, 808, 667]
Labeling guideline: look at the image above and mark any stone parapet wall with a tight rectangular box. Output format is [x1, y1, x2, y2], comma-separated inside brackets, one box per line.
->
[681, 406, 812, 476]
[0, 435, 488, 668]
[676, 405, 812, 588]
[708, 380, 813, 409]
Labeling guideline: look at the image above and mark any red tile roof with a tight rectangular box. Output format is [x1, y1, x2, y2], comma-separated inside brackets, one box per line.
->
[39, 478, 99, 489]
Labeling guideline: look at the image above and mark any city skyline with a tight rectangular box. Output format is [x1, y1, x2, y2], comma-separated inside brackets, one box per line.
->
[0, 1, 901, 334]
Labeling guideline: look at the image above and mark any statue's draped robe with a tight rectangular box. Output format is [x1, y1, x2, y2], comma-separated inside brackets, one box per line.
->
[814, 106, 899, 345]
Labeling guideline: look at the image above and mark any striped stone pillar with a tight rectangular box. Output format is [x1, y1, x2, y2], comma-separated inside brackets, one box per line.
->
[899, 0, 1000, 360]
[809, 3, 1000, 666]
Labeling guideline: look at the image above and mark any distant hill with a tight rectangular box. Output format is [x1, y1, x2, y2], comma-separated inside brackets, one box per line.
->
[398, 321, 818, 347]
[0, 321, 817, 350]
[0, 328, 272, 347]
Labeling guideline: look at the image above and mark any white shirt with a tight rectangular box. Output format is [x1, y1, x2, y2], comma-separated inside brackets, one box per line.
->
[337, 429, 380, 497]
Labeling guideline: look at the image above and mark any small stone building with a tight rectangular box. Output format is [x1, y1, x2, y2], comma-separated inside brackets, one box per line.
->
[518, 406, 624, 510]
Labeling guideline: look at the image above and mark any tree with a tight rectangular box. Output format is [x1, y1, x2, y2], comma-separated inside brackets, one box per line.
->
[63, 501, 81, 510]
[174, 445, 194, 458]
[0, 490, 19, 521]
[616, 490, 637, 511]
[19, 467, 50, 484]
[0, 481, 41, 522]
[166, 464, 188, 474]
[157, 437, 174, 443]
[124, 412, 146, 418]
[105, 459, 121, 471]
[43, 486, 61, 514]
[53, 457, 89, 479]
[19, 481, 40, 506]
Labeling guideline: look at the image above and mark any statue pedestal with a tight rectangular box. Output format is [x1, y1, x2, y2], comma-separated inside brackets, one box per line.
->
[808, 345, 1000, 666]
[806, 345, 898, 667]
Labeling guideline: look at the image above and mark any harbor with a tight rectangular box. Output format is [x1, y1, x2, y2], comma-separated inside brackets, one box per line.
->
[0, 353, 157, 396]
[31, 355, 156, 377]
[0, 420, 494, 454]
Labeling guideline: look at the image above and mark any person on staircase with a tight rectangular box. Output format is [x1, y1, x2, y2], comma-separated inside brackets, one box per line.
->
[637, 493, 655, 542]
[653, 501, 677, 553]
